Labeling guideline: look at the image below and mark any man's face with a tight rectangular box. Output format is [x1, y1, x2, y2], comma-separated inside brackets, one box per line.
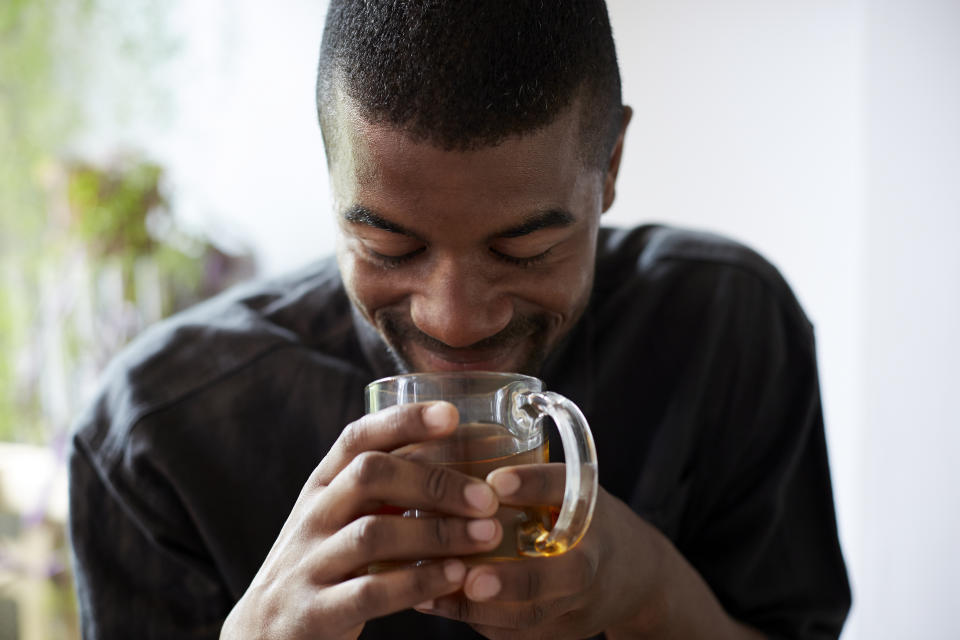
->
[329, 98, 622, 374]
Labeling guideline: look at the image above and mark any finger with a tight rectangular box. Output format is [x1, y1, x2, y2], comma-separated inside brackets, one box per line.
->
[316, 559, 467, 634]
[319, 451, 498, 527]
[486, 463, 566, 507]
[461, 548, 597, 603]
[309, 514, 503, 582]
[418, 592, 574, 631]
[313, 402, 459, 485]
[469, 617, 586, 640]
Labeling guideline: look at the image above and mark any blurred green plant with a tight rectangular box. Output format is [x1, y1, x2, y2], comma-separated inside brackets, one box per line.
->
[0, 4, 259, 639]
[1, 0, 251, 445]
[67, 162, 164, 257]
[1, 0, 95, 241]
[0, 0, 85, 445]
[62, 157, 216, 310]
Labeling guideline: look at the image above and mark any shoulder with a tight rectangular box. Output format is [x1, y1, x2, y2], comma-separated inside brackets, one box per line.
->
[72, 256, 359, 466]
[594, 225, 812, 343]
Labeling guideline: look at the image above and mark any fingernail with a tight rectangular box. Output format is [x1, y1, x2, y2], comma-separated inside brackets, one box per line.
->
[423, 402, 457, 432]
[415, 599, 435, 611]
[466, 519, 497, 542]
[463, 482, 496, 512]
[468, 572, 501, 601]
[443, 559, 466, 583]
[488, 471, 521, 497]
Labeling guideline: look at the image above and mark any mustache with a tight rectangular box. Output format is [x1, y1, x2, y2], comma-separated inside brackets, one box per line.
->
[375, 309, 551, 354]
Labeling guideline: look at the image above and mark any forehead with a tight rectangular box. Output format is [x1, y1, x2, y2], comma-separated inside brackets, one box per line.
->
[327, 98, 596, 229]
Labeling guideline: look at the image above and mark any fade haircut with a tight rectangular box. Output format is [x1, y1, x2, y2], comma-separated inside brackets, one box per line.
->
[316, 0, 623, 170]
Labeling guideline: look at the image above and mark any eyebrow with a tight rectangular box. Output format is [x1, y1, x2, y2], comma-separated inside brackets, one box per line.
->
[494, 209, 576, 239]
[343, 205, 423, 240]
[342, 205, 575, 240]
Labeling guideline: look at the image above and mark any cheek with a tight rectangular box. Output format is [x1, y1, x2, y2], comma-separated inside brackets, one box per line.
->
[523, 243, 596, 317]
[536, 265, 591, 314]
[506, 268, 590, 335]
[337, 247, 408, 315]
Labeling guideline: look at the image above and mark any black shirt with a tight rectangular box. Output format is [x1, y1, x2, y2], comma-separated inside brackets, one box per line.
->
[68, 225, 851, 639]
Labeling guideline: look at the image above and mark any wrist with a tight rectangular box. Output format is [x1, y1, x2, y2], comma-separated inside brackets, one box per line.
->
[605, 522, 676, 638]
[608, 526, 765, 640]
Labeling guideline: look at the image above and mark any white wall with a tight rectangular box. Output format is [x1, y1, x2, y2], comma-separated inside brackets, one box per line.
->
[859, 0, 960, 637]
[151, 0, 333, 268]
[605, 3, 867, 634]
[95, 1, 959, 637]
[606, 2, 960, 638]
[608, 2, 960, 638]
[75, 0, 334, 273]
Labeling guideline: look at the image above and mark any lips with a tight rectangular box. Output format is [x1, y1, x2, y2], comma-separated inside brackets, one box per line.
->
[405, 340, 523, 372]
[374, 307, 555, 374]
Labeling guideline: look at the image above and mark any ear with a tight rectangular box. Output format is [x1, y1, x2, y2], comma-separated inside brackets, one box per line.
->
[602, 105, 633, 213]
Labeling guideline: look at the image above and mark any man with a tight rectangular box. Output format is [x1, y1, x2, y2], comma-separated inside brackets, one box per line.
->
[68, 2, 850, 638]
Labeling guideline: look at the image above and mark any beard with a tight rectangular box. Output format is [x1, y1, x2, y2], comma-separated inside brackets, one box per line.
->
[373, 308, 554, 375]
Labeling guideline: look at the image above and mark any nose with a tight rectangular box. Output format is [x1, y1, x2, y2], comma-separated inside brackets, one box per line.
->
[409, 254, 512, 348]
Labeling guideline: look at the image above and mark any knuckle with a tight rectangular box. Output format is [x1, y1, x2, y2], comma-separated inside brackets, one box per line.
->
[537, 466, 553, 496]
[350, 451, 391, 487]
[523, 566, 542, 600]
[339, 418, 370, 453]
[408, 565, 436, 598]
[354, 577, 388, 613]
[424, 464, 450, 502]
[305, 461, 327, 488]
[349, 515, 383, 554]
[513, 601, 546, 628]
[304, 491, 334, 533]
[431, 517, 451, 547]
[385, 404, 414, 436]
[454, 595, 473, 621]
[572, 549, 598, 590]
[561, 610, 590, 639]
[529, 602, 546, 626]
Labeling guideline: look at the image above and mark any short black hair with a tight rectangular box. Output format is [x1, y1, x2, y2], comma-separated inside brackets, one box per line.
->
[316, 0, 623, 170]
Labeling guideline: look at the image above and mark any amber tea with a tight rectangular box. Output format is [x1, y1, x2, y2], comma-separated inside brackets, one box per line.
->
[393, 422, 558, 562]
[364, 372, 598, 572]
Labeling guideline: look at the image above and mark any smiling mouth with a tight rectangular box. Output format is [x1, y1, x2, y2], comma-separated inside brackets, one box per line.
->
[375, 310, 552, 374]
[405, 341, 519, 371]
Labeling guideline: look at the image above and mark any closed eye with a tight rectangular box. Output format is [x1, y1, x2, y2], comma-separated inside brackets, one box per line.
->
[489, 246, 553, 267]
[368, 246, 426, 268]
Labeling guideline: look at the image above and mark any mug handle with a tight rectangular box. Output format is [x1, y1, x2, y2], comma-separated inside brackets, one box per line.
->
[512, 391, 598, 556]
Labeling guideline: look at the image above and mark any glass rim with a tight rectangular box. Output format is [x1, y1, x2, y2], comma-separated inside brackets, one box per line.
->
[365, 370, 542, 390]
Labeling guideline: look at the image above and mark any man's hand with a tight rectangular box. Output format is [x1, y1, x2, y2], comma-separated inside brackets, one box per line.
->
[220, 402, 504, 640]
[416, 464, 766, 640]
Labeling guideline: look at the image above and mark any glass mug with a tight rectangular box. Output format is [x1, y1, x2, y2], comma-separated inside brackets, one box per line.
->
[365, 371, 598, 564]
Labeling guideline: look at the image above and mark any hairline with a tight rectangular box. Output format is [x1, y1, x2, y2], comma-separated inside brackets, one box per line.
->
[317, 69, 620, 174]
